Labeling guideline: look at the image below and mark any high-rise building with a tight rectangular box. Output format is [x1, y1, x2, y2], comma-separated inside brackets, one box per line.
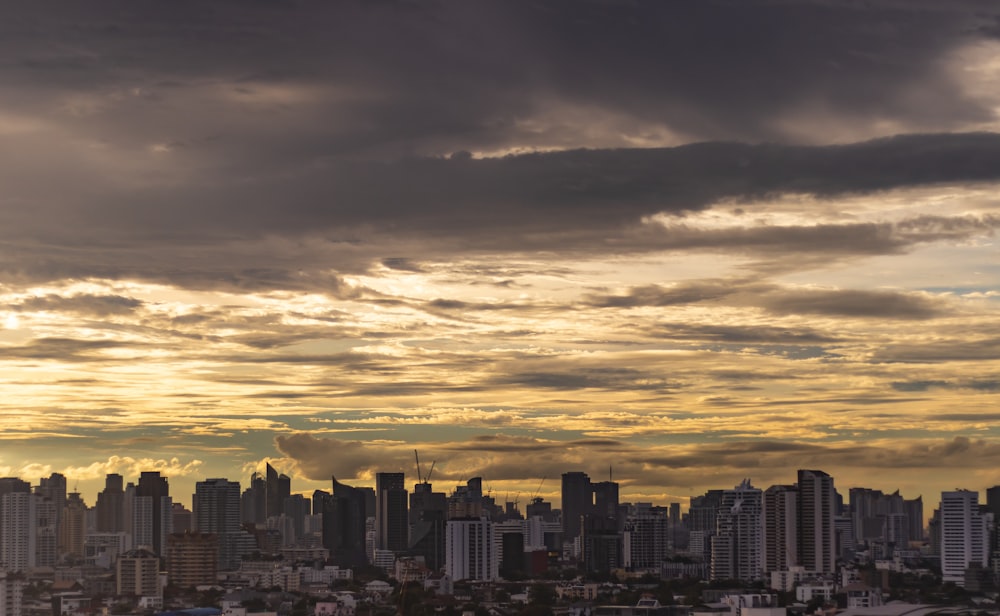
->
[905, 496, 924, 542]
[711, 479, 763, 582]
[321, 478, 368, 567]
[117, 548, 161, 597]
[96, 474, 125, 532]
[375, 472, 408, 552]
[410, 481, 447, 571]
[241, 472, 266, 526]
[0, 570, 24, 616]
[623, 503, 669, 571]
[561, 472, 592, 544]
[940, 490, 988, 585]
[283, 494, 310, 543]
[193, 478, 254, 570]
[166, 532, 218, 589]
[0, 493, 36, 571]
[797, 470, 835, 574]
[60, 492, 87, 558]
[36, 474, 66, 553]
[136, 472, 172, 556]
[762, 484, 796, 574]
[582, 515, 622, 574]
[265, 464, 290, 522]
[445, 517, 496, 581]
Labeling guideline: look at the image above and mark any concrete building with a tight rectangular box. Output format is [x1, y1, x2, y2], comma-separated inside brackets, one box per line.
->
[117, 548, 160, 597]
[166, 532, 218, 589]
[797, 470, 835, 574]
[762, 485, 796, 575]
[0, 493, 36, 571]
[940, 490, 988, 585]
[0, 570, 24, 616]
[445, 517, 496, 581]
[711, 480, 763, 582]
[375, 473, 408, 553]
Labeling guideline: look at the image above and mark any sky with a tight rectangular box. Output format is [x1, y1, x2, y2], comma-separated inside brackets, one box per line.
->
[2, 0, 1000, 512]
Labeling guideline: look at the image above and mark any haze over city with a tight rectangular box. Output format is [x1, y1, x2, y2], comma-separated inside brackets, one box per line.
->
[2, 1, 1000, 509]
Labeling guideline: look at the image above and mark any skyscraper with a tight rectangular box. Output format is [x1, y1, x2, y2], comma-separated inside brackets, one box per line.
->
[445, 517, 496, 581]
[321, 477, 369, 567]
[762, 484, 797, 574]
[96, 474, 125, 532]
[264, 464, 290, 522]
[60, 492, 86, 559]
[193, 478, 254, 570]
[136, 472, 172, 556]
[940, 490, 988, 585]
[561, 472, 592, 543]
[375, 472, 408, 552]
[0, 492, 36, 571]
[711, 479, 763, 582]
[797, 470, 836, 574]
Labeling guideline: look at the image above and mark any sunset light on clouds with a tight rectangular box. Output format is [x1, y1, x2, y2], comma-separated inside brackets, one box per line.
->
[2, 1, 1000, 508]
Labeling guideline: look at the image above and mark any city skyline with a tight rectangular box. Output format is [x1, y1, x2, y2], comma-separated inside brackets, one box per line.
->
[3, 2, 1000, 506]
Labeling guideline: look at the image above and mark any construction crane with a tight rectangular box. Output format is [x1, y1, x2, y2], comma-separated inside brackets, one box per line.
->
[414, 449, 423, 483]
[426, 460, 436, 483]
[532, 476, 546, 500]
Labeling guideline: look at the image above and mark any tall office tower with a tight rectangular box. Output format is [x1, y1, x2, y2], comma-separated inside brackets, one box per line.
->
[60, 492, 87, 558]
[561, 472, 592, 543]
[375, 472, 408, 552]
[264, 464, 290, 522]
[171, 503, 192, 534]
[711, 479, 763, 582]
[193, 478, 253, 570]
[445, 517, 497, 581]
[312, 490, 330, 516]
[848, 487, 884, 547]
[283, 494, 309, 542]
[582, 515, 622, 574]
[0, 569, 24, 616]
[321, 477, 369, 567]
[136, 472, 172, 556]
[623, 503, 669, 570]
[96, 474, 125, 532]
[688, 490, 724, 533]
[834, 515, 855, 560]
[36, 474, 66, 551]
[410, 481, 447, 571]
[241, 472, 266, 526]
[123, 482, 136, 549]
[905, 496, 924, 542]
[797, 470, 836, 574]
[0, 492, 37, 571]
[592, 480, 620, 520]
[940, 490, 988, 585]
[762, 484, 797, 574]
[33, 496, 56, 568]
[987, 486, 1000, 518]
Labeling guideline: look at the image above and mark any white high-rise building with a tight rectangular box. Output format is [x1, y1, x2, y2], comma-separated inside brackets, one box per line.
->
[711, 479, 763, 582]
[0, 493, 36, 571]
[445, 518, 497, 581]
[0, 570, 24, 616]
[940, 490, 988, 585]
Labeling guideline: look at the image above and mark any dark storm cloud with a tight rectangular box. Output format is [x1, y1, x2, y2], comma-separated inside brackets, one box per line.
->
[12, 293, 142, 316]
[588, 279, 946, 319]
[1, 0, 991, 150]
[0, 0, 998, 289]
